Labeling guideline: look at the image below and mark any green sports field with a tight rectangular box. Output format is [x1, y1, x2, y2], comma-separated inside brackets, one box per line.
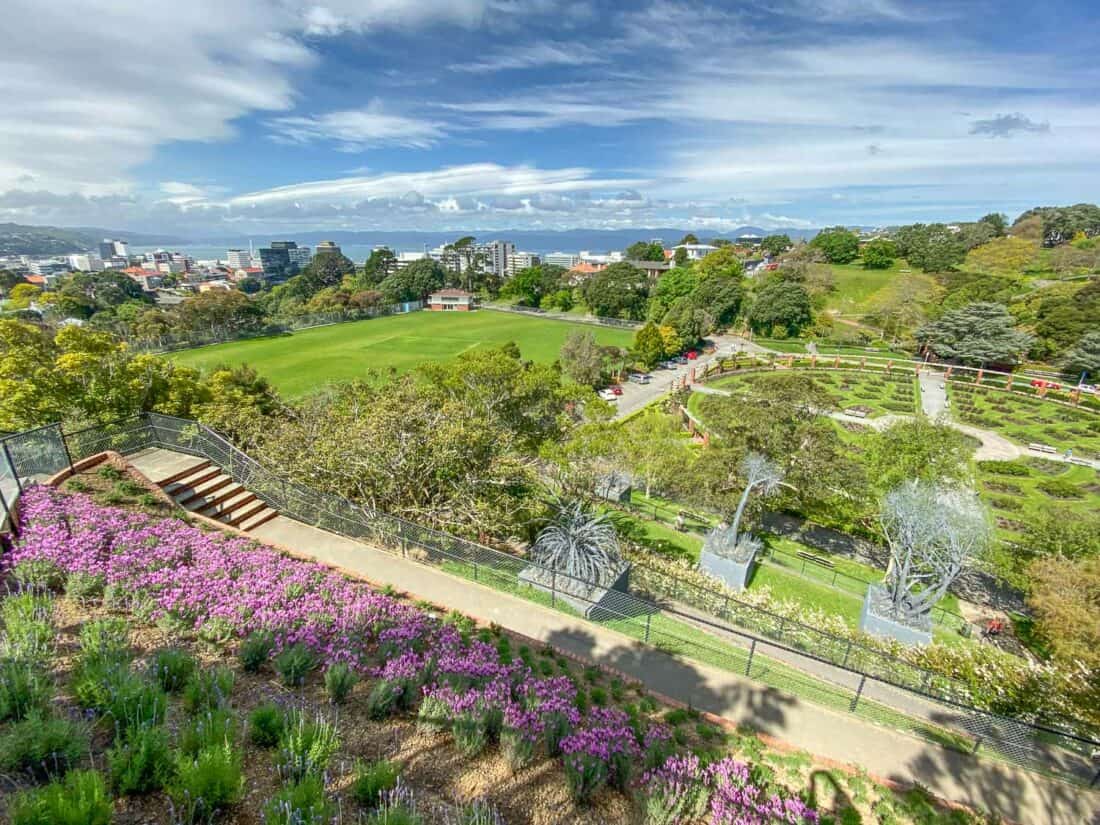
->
[169, 310, 635, 397]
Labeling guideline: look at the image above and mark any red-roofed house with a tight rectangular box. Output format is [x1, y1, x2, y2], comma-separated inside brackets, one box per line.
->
[427, 288, 474, 311]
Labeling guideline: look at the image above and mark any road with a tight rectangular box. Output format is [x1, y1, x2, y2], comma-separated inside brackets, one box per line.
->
[612, 334, 764, 419]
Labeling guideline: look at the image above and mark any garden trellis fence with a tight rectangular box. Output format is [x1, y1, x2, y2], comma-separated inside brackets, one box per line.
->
[0, 413, 1097, 788]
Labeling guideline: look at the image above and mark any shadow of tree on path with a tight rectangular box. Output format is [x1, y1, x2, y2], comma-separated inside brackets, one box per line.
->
[895, 745, 1100, 825]
[543, 624, 796, 739]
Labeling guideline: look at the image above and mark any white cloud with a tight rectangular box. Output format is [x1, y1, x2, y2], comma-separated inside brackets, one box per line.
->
[450, 42, 606, 73]
[0, 0, 508, 194]
[229, 163, 649, 206]
[268, 102, 446, 150]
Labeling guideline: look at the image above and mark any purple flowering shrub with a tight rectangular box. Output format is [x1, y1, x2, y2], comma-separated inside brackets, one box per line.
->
[10, 487, 821, 819]
[641, 754, 819, 825]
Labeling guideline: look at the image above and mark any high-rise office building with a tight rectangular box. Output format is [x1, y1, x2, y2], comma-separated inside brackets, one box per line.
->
[258, 245, 291, 279]
[315, 240, 342, 255]
[288, 246, 312, 269]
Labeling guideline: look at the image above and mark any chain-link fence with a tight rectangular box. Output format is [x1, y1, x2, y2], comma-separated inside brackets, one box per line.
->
[3, 412, 1098, 788]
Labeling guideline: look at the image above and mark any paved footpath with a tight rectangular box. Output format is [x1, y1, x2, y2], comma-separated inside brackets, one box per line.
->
[246, 515, 1096, 825]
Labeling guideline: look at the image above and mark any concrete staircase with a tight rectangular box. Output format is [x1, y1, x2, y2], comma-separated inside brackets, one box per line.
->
[156, 458, 278, 532]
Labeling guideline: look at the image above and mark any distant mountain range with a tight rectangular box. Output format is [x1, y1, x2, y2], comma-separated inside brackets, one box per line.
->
[1, 222, 822, 258]
[0, 223, 190, 257]
[196, 226, 820, 254]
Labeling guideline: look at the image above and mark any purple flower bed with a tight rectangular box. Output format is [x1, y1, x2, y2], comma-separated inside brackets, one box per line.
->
[643, 754, 819, 825]
[9, 486, 820, 821]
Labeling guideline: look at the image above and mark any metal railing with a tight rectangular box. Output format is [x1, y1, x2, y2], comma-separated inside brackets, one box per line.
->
[1, 413, 1098, 788]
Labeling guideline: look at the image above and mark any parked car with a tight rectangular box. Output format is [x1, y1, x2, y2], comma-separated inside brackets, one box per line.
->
[629, 373, 652, 384]
[1030, 379, 1062, 390]
[672, 355, 688, 365]
[597, 389, 618, 401]
[610, 385, 623, 396]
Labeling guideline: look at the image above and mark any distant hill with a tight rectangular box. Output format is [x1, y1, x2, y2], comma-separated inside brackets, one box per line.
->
[204, 226, 820, 255]
[0, 223, 190, 257]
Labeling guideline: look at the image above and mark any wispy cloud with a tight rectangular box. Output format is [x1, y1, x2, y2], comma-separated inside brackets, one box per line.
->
[267, 102, 446, 150]
[449, 41, 606, 73]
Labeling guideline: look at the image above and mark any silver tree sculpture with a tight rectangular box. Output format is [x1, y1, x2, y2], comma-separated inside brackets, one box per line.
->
[531, 500, 623, 585]
[729, 452, 784, 547]
[879, 480, 990, 623]
[704, 452, 784, 562]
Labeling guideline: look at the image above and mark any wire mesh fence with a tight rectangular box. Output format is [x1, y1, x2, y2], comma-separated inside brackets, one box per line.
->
[2, 412, 1098, 788]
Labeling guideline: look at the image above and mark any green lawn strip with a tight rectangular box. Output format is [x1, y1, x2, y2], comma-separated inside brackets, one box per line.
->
[170, 310, 634, 397]
[627, 491, 719, 531]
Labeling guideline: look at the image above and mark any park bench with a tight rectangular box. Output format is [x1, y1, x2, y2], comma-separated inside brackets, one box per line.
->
[1027, 443, 1058, 454]
[796, 550, 835, 569]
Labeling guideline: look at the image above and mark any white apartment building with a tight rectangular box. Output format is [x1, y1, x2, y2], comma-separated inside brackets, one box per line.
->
[29, 259, 69, 277]
[543, 252, 579, 269]
[670, 243, 718, 261]
[226, 249, 252, 269]
[579, 250, 624, 265]
[507, 251, 539, 276]
[479, 240, 515, 275]
[68, 253, 103, 272]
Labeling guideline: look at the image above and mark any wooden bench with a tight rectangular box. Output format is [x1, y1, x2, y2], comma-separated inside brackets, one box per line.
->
[796, 551, 835, 569]
[1027, 443, 1057, 454]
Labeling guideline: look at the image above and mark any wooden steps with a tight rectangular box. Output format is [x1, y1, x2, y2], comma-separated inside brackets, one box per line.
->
[156, 461, 277, 535]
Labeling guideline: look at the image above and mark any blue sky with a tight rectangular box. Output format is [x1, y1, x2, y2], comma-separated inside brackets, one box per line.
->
[2, 0, 1098, 237]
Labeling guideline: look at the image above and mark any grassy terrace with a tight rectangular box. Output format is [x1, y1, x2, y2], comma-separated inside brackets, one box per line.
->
[948, 381, 1100, 458]
[170, 310, 634, 397]
[703, 368, 918, 418]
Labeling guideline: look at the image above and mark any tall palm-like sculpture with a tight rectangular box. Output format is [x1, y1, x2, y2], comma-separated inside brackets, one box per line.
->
[531, 500, 623, 587]
[704, 452, 784, 561]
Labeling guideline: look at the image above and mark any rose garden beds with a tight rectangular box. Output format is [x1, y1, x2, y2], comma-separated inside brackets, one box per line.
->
[0, 481, 994, 824]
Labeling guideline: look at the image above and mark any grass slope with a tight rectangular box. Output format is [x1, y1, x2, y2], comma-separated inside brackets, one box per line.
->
[170, 310, 634, 396]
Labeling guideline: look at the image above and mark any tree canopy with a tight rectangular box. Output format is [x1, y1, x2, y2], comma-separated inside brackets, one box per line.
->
[378, 258, 446, 303]
[861, 238, 896, 270]
[581, 262, 649, 319]
[747, 280, 812, 336]
[760, 235, 793, 258]
[915, 301, 1033, 366]
[624, 241, 666, 261]
[809, 227, 859, 264]
[893, 224, 966, 273]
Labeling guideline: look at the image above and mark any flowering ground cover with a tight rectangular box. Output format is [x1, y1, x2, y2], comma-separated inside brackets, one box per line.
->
[0, 482, 999, 823]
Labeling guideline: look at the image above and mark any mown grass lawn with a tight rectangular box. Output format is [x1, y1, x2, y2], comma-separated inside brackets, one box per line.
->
[702, 368, 918, 418]
[169, 310, 635, 397]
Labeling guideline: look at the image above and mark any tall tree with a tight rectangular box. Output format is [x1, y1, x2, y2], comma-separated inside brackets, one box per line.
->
[582, 262, 649, 319]
[679, 233, 699, 245]
[624, 241, 666, 261]
[559, 330, 606, 387]
[633, 322, 667, 369]
[747, 280, 812, 335]
[378, 258, 446, 303]
[760, 234, 793, 258]
[915, 302, 1033, 366]
[861, 238, 896, 270]
[1062, 331, 1100, 379]
[978, 212, 1008, 237]
[810, 227, 860, 264]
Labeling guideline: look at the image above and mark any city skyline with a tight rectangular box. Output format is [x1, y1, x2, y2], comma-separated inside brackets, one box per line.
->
[2, 0, 1098, 236]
